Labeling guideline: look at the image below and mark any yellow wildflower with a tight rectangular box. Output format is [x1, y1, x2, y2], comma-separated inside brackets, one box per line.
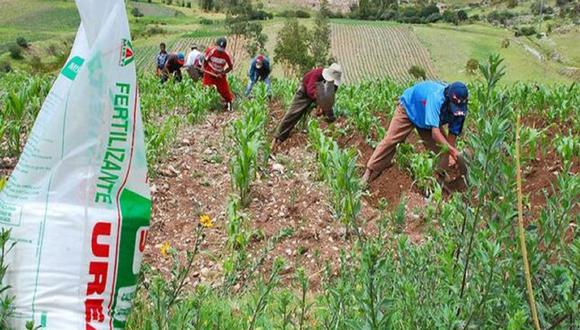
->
[0, 176, 6, 192]
[200, 214, 214, 228]
[160, 241, 171, 257]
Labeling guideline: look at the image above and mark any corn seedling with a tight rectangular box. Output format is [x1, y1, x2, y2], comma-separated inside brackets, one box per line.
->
[0, 229, 16, 328]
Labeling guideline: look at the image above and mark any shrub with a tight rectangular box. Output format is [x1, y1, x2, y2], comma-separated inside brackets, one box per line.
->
[16, 37, 28, 48]
[199, 18, 214, 25]
[466, 58, 479, 75]
[0, 61, 11, 73]
[408, 65, 426, 80]
[442, 10, 458, 24]
[9, 44, 23, 60]
[250, 10, 274, 20]
[457, 10, 468, 22]
[501, 38, 510, 48]
[131, 7, 144, 17]
[145, 25, 166, 36]
[278, 10, 311, 18]
[515, 26, 537, 37]
[295, 10, 311, 18]
[487, 10, 516, 26]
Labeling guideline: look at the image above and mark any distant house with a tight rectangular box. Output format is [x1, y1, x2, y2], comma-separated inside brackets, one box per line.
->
[436, 3, 448, 13]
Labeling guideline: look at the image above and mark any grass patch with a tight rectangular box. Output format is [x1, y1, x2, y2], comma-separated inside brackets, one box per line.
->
[414, 23, 573, 84]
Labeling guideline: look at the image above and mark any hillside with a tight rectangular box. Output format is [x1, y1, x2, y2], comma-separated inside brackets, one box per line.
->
[0, 0, 578, 83]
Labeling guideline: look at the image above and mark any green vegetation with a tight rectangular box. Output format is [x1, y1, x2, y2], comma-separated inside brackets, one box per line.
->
[1, 50, 578, 329]
[1, 1, 579, 328]
[414, 23, 576, 84]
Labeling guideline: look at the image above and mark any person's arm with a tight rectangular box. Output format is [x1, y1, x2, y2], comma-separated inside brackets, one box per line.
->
[432, 127, 459, 160]
[223, 52, 233, 74]
[248, 60, 256, 80]
[305, 71, 318, 100]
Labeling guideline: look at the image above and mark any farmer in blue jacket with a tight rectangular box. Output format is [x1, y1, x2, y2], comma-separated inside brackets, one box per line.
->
[245, 54, 272, 97]
[362, 81, 469, 185]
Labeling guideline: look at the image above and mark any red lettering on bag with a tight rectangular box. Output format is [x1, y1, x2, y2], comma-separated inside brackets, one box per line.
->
[85, 298, 105, 322]
[85, 221, 112, 328]
[87, 261, 108, 295]
[92, 222, 111, 257]
[139, 229, 148, 252]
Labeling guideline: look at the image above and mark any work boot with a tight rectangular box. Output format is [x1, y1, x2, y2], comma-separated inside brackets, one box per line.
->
[224, 102, 233, 112]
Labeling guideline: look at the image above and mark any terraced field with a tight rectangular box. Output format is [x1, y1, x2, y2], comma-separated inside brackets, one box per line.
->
[331, 23, 438, 83]
[135, 36, 250, 74]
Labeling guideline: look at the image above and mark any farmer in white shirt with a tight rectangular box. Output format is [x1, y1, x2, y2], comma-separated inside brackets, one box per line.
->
[184, 45, 203, 82]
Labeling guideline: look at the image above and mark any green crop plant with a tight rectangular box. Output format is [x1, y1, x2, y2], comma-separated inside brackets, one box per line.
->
[225, 197, 251, 251]
[553, 133, 579, 168]
[308, 120, 363, 236]
[519, 126, 548, 163]
[228, 100, 268, 206]
[328, 144, 363, 236]
[0, 229, 16, 328]
[245, 257, 285, 330]
[407, 151, 438, 195]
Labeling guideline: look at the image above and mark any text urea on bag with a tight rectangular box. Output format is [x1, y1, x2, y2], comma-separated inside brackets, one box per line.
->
[95, 82, 132, 205]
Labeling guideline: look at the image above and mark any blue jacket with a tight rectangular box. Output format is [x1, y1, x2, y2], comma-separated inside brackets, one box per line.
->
[400, 81, 465, 136]
[249, 56, 271, 82]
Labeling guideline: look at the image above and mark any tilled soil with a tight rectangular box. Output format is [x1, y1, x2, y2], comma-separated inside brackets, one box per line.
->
[143, 103, 434, 289]
[1, 103, 575, 291]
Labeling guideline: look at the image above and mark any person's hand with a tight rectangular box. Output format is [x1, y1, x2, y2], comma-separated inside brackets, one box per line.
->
[448, 154, 457, 168]
[449, 147, 459, 167]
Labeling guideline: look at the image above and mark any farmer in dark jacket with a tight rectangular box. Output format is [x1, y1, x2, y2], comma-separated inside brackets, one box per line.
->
[245, 54, 272, 97]
[272, 63, 343, 152]
[155, 42, 168, 76]
[161, 52, 185, 83]
[362, 81, 469, 185]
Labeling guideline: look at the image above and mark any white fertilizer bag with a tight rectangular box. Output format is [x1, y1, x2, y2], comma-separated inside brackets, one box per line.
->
[0, 0, 150, 328]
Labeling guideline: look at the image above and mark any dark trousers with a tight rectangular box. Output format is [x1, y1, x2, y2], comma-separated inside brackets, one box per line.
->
[185, 66, 203, 82]
[276, 86, 314, 142]
[161, 68, 182, 83]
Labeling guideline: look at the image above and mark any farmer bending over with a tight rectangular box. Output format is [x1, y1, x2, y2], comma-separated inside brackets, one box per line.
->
[362, 81, 469, 185]
[203, 37, 234, 111]
[185, 45, 204, 82]
[161, 52, 185, 83]
[155, 42, 168, 76]
[245, 54, 272, 98]
[272, 63, 343, 152]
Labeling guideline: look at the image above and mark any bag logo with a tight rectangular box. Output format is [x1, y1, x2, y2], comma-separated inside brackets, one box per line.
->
[119, 39, 134, 67]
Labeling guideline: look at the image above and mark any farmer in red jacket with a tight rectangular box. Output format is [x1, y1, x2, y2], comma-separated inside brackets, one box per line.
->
[203, 37, 234, 111]
[272, 63, 343, 152]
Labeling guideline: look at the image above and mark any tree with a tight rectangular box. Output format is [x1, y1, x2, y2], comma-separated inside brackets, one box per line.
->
[225, 0, 267, 60]
[465, 58, 479, 75]
[274, 18, 314, 76]
[200, 0, 215, 11]
[457, 10, 468, 22]
[310, 0, 332, 67]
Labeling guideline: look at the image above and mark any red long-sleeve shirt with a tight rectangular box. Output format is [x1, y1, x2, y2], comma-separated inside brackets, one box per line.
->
[302, 68, 324, 100]
[204, 47, 233, 77]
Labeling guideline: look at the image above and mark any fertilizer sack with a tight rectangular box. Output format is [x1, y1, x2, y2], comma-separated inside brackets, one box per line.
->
[0, 0, 150, 328]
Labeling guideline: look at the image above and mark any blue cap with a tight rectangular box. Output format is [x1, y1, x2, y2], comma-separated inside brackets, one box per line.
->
[446, 82, 468, 116]
[177, 52, 185, 61]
